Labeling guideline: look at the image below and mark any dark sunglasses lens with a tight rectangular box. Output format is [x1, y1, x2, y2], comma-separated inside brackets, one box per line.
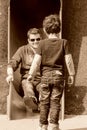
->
[30, 39, 35, 42]
[30, 38, 40, 42]
[36, 38, 40, 41]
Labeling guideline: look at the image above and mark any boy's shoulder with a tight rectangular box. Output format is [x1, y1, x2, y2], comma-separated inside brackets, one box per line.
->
[39, 38, 68, 46]
[38, 39, 48, 46]
[40, 38, 48, 42]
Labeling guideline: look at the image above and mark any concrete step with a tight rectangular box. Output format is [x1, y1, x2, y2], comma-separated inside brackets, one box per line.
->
[0, 115, 87, 130]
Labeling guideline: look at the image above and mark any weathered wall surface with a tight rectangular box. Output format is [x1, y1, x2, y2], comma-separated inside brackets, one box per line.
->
[0, 0, 8, 114]
[63, 0, 87, 115]
[0, 0, 8, 61]
[0, 0, 87, 115]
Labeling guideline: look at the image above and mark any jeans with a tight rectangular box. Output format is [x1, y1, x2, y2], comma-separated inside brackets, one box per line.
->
[39, 71, 64, 125]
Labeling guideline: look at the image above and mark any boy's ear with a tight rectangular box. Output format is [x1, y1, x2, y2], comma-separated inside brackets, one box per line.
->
[43, 28, 48, 37]
[43, 28, 46, 33]
[28, 38, 30, 43]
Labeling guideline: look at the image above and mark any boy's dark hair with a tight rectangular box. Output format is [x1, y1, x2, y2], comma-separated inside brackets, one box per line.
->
[27, 28, 41, 38]
[43, 14, 60, 34]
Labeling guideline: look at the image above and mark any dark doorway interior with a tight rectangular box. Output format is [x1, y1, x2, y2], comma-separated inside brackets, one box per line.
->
[10, 0, 60, 56]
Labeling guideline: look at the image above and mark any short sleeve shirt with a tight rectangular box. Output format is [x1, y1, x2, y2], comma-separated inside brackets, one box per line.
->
[36, 38, 70, 74]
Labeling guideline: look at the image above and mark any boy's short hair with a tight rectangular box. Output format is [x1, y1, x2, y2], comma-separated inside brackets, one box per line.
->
[27, 28, 41, 38]
[43, 14, 60, 34]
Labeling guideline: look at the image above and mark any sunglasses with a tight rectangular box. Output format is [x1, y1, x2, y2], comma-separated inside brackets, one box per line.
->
[30, 38, 41, 42]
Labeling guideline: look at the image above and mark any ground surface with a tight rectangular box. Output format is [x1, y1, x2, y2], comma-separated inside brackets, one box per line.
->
[0, 115, 87, 130]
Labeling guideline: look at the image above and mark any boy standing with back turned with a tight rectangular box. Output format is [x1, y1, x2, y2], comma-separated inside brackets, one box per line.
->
[27, 14, 75, 130]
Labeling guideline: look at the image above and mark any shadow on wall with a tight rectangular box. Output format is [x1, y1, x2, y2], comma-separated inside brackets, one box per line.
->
[62, 0, 87, 75]
[62, 0, 87, 114]
[65, 36, 87, 115]
[65, 85, 87, 115]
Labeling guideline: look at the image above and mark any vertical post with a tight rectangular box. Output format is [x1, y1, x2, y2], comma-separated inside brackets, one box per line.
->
[7, 4, 12, 120]
[59, 0, 62, 39]
[8, 6, 10, 63]
[59, 0, 65, 121]
[61, 83, 65, 121]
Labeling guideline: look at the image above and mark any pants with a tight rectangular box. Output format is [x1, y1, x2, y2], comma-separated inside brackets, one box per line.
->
[39, 71, 64, 125]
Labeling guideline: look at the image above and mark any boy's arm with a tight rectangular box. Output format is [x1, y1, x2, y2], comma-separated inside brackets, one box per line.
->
[65, 54, 75, 75]
[65, 54, 75, 85]
[27, 54, 41, 80]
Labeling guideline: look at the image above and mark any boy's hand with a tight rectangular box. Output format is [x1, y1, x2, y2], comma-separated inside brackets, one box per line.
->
[6, 75, 14, 84]
[68, 75, 74, 86]
[27, 74, 33, 81]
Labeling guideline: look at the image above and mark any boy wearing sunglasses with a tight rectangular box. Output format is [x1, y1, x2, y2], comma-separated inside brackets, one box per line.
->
[28, 15, 75, 130]
[6, 28, 42, 111]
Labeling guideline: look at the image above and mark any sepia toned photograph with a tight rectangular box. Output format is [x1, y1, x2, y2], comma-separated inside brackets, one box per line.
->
[0, 0, 87, 129]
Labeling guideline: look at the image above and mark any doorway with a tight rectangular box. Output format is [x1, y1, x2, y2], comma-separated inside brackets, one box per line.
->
[10, 0, 60, 57]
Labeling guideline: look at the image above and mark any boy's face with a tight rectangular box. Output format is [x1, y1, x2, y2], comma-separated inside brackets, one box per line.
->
[28, 34, 41, 49]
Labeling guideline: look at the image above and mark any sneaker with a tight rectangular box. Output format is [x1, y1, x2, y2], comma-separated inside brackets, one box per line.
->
[39, 125, 48, 130]
[49, 123, 59, 130]
[23, 96, 38, 110]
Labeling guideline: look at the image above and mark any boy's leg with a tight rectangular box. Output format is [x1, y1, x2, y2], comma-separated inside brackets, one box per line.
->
[39, 83, 50, 129]
[21, 79, 38, 110]
[50, 82, 64, 130]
